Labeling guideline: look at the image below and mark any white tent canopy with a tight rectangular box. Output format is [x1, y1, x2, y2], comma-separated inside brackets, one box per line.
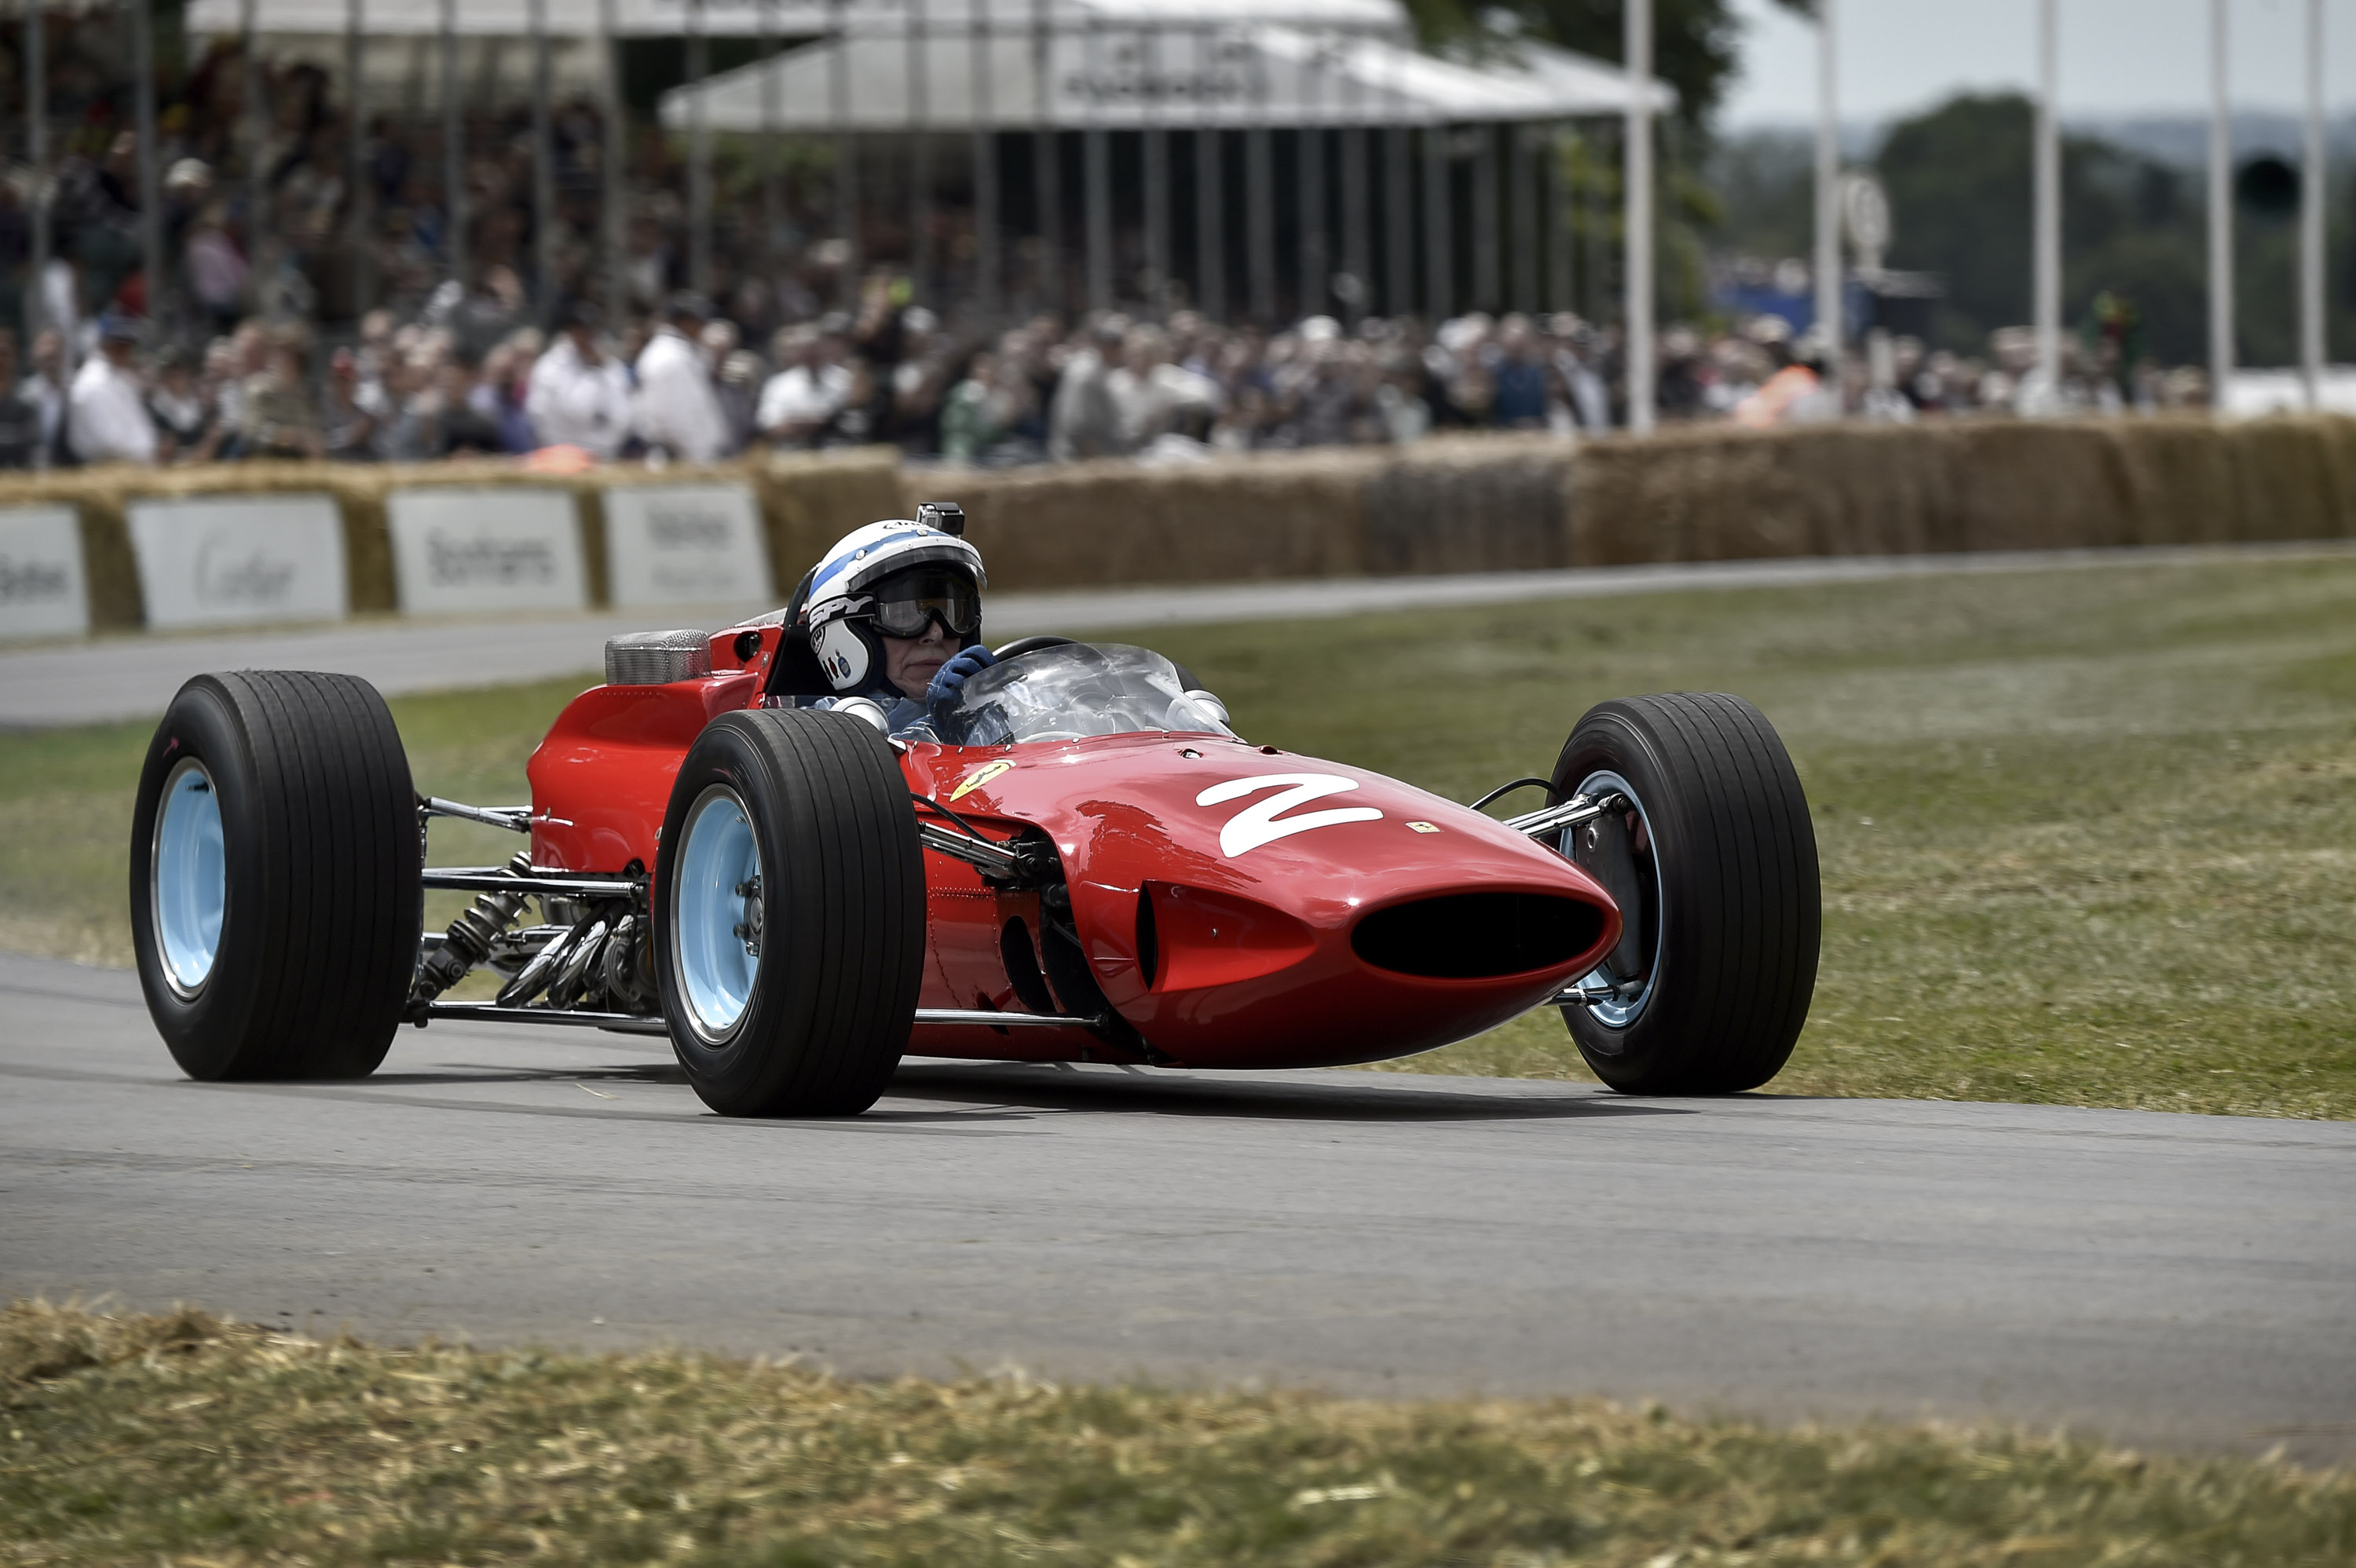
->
[656, 25, 1672, 132]
[183, 0, 1408, 42]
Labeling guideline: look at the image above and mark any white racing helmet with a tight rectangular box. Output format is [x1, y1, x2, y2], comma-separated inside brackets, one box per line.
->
[799, 503, 986, 696]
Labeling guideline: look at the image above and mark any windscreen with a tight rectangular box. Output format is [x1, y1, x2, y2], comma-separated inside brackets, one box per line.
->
[927, 643, 1238, 747]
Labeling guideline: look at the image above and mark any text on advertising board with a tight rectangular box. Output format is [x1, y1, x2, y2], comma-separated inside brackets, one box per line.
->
[386, 488, 587, 616]
[0, 505, 90, 641]
[126, 495, 348, 631]
[602, 483, 771, 609]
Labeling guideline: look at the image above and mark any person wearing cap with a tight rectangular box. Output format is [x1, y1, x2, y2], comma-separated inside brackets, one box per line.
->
[147, 345, 221, 463]
[631, 292, 729, 463]
[527, 300, 633, 459]
[67, 315, 158, 466]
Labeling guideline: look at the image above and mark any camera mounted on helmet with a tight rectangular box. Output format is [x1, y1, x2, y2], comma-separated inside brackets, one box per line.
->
[763, 506, 987, 702]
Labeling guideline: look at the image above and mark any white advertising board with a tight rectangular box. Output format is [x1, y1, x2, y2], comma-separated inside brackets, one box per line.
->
[128, 494, 349, 631]
[0, 505, 90, 641]
[386, 488, 587, 616]
[601, 482, 772, 608]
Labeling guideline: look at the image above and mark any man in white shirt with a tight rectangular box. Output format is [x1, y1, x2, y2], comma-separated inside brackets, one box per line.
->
[68, 316, 159, 466]
[526, 301, 634, 459]
[756, 324, 853, 448]
[631, 293, 729, 463]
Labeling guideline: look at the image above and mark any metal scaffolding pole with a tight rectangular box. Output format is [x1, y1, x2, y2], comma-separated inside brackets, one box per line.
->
[24, 0, 47, 354]
[1623, 0, 1655, 433]
[1814, 0, 1840, 355]
[1341, 119, 1368, 325]
[441, 0, 464, 290]
[1381, 29, 1408, 316]
[971, 0, 998, 310]
[2032, 0, 2059, 403]
[1510, 122, 1535, 311]
[1299, 38, 1326, 318]
[1384, 124, 1409, 316]
[832, 0, 858, 305]
[530, 0, 555, 318]
[1194, 27, 1224, 320]
[1546, 128, 1570, 311]
[599, 0, 623, 325]
[1246, 123, 1275, 320]
[1031, 0, 1058, 309]
[2300, 0, 2326, 408]
[348, 0, 375, 315]
[1423, 125, 1451, 319]
[687, 0, 711, 296]
[134, 0, 162, 321]
[1585, 123, 1607, 325]
[243, 0, 265, 300]
[1472, 122, 1497, 309]
[761, 0, 780, 277]
[910, 0, 933, 294]
[1246, 32, 1274, 321]
[1143, 27, 1168, 316]
[1083, 19, 1110, 309]
[2205, 0, 2224, 409]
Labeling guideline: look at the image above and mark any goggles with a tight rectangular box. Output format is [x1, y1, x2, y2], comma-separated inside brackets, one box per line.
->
[867, 568, 982, 640]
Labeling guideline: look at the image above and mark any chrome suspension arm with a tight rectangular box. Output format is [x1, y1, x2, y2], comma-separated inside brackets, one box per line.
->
[1502, 791, 1622, 840]
[421, 797, 532, 833]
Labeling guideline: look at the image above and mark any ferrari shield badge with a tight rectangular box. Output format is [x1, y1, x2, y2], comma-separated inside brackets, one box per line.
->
[949, 760, 1015, 802]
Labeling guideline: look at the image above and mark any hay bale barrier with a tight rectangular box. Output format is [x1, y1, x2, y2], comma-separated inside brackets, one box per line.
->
[5, 417, 2347, 637]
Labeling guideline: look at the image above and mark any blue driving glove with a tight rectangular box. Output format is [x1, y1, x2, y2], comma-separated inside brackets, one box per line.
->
[925, 645, 997, 715]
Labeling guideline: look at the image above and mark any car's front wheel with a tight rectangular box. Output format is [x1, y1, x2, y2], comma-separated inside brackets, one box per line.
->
[131, 671, 421, 1081]
[1550, 693, 1820, 1094]
[655, 707, 925, 1117]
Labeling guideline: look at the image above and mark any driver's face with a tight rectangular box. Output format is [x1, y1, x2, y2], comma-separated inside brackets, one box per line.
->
[880, 620, 956, 700]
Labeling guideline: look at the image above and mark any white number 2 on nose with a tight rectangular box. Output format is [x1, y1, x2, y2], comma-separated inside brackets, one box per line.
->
[1196, 773, 1384, 857]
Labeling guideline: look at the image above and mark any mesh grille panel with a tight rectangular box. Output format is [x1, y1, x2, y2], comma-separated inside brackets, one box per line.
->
[605, 629, 713, 685]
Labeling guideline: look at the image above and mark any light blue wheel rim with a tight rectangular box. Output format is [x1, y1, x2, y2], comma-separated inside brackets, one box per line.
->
[1568, 769, 1663, 1031]
[152, 758, 225, 1000]
[675, 784, 763, 1044]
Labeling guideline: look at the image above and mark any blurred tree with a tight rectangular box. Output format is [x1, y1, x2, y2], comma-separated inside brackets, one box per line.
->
[1875, 93, 2235, 366]
[1405, 1, 1814, 137]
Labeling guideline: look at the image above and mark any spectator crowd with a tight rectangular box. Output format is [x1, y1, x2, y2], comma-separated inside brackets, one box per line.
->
[0, 27, 2215, 473]
[0, 269, 2217, 473]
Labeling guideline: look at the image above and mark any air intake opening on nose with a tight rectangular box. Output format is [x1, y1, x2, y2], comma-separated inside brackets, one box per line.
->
[1351, 894, 1605, 980]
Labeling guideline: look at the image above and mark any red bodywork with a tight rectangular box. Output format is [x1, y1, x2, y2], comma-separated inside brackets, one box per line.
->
[525, 624, 1621, 1070]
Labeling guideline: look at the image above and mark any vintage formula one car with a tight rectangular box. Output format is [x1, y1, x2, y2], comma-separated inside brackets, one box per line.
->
[133, 598, 1819, 1117]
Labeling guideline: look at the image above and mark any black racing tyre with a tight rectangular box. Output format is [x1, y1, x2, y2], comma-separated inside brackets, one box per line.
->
[1550, 693, 1819, 1095]
[130, 671, 421, 1082]
[654, 707, 924, 1117]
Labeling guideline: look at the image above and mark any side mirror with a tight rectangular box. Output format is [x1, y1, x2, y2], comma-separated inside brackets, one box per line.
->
[1183, 689, 1231, 726]
[830, 696, 893, 736]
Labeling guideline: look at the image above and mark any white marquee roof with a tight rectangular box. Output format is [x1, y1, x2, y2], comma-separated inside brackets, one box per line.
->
[184, 0, 1407, 42]
[656, 25, 1671, 130]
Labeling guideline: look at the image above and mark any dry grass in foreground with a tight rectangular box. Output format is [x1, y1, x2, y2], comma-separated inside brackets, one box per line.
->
[2, 1302, 2351, 1567]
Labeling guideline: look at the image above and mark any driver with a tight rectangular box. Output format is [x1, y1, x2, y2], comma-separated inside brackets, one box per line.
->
[776, 504, 997, 736]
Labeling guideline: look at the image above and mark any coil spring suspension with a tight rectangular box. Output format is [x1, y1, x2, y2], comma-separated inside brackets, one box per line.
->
[411, 850, 533, 1003]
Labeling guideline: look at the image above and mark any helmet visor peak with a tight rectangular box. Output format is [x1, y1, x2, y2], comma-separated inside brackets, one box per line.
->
[869, 567, 982, 640]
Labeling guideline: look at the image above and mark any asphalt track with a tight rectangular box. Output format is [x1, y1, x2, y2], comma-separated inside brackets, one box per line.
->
[7, 539, 2352, 728]
[5, 952, 2352, 1464]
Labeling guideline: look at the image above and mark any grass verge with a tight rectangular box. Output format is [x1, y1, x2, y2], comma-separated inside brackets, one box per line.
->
[5, 1301, 2351, 1567]
[5, 557, 2352, 1116]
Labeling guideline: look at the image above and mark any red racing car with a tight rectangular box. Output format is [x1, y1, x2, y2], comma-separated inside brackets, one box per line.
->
[133, 607, 1818, 1117]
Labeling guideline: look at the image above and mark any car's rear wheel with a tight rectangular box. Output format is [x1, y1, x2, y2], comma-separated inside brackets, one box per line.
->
[1550, 693, 1820, 1094]
[131, 671, 421, 1081]
[655, 707, 924, 1116]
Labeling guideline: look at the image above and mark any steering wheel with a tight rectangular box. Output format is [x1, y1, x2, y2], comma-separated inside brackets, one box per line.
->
[991, 634, 1077, 661]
